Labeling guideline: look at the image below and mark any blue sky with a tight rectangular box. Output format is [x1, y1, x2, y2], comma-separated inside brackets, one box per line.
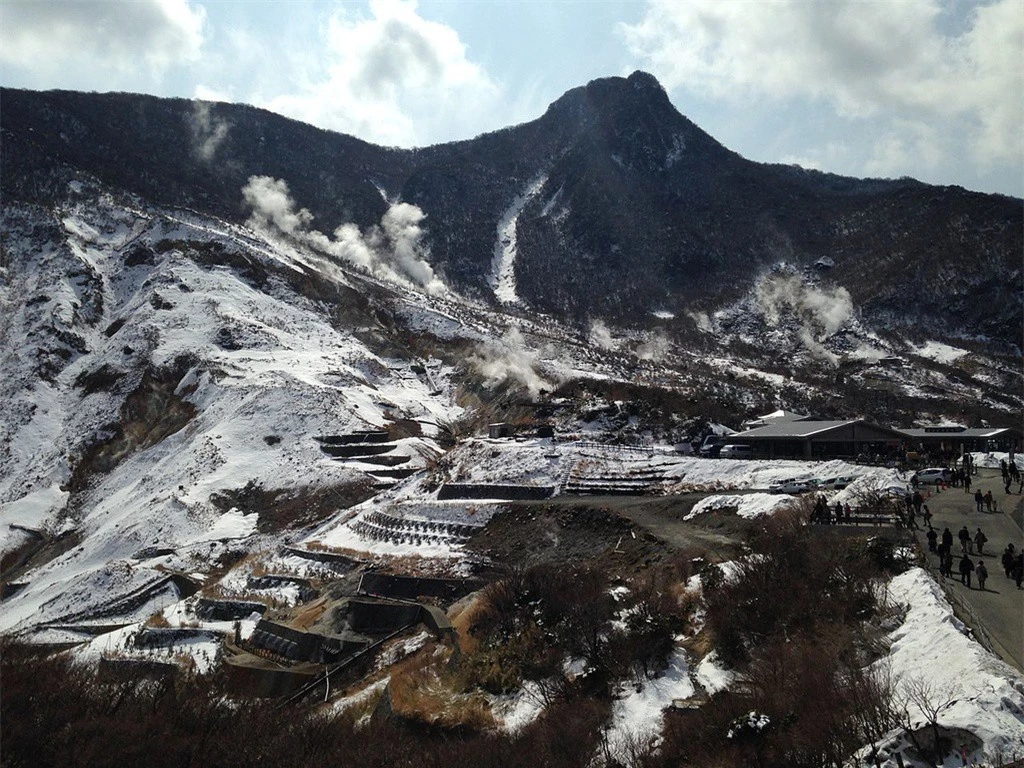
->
[2, 0, 1022, 196]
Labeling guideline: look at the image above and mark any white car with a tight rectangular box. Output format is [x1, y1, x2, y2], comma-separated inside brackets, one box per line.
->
[720, 444, 753, 459]
[769, 479, 812, 494]
[912, 467, 952, 485]
[820, 475, 858, 491]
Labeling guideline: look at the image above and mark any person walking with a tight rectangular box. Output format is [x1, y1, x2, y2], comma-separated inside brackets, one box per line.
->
[959, 554, 975, 588]
[974, 528, 988, 555]
[926, 528, 938, 552]
[977, 560, 988, 591]
[1013, 553, 1024, 590]
[942, 527, 954, 552]
[922, 503, 933, 529]
[983, 490, 993, 512]
[1002, 544, 1016, 578]
[958, 526, 971, 554]
[974, 489, 984, 513]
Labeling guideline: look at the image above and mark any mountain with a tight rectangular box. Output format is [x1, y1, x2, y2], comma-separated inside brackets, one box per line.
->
[1, 72, 1021, 642]
[3, 72, 1021, 344]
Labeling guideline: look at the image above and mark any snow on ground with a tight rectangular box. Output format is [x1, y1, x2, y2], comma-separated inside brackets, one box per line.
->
[864, 568, 1024, 767]
[491, 680, 548, 733]
[967, 451, 1023, 470]
[913, 341, 970, 365]
[0, 194, 467, 635]
[684, 492, 796, 520]
[694, 650, 735, 695]
[604, 647, 696, 761]
[489, 175, 547, 305]
[328, 677, 391, 720]
[662, 456, 886, 493]
[830, 468, 910, 508]
[0, 485, 68, 554]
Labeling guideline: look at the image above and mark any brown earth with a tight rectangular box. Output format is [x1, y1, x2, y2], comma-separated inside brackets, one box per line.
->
[465, 494, 752, 576]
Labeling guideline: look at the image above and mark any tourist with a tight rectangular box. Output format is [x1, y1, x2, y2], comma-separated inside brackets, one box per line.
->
[958, 526, 971, 554]
[974, 528, 988, 556]
[1002, 544, 1016, 578]
[942, 527, 954, 551]
[959, 554, 975, 588]
[977, 560, 988, 591]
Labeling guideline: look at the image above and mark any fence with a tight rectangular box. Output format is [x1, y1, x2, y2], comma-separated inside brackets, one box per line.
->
[911, 538, 1006, 665]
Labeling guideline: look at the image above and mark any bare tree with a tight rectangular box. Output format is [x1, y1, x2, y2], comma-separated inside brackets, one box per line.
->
[895, 674, 962, 767]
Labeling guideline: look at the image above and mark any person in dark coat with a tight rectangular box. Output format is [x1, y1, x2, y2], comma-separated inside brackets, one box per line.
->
[977, 560, 988, 591]
[959, 554, 975, 587]
[1014, 554, 1024, 590]
[922, 503, 933, 529]
[942, 551, 955, 578]
[973, 489, 984, 513]
[926, 528, 938, 552]
[942, 527, 954, 551]
[974, 528, 988, 555]
[1003, 544, 1016, 578]
[958, 526, 971, 553]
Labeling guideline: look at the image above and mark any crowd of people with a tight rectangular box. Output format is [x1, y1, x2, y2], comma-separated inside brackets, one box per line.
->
[924, 518, 1022, 591]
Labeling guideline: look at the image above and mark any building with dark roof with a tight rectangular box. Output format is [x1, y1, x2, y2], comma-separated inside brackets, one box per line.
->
[728, 419, 907, 460]
[899, 426, 1021, 455]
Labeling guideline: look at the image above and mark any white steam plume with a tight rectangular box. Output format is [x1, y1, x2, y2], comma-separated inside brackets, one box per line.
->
[753, 274, 853, 364]
[189, 101, 230, 162]
[468, 327, 552, 397]
[588, 319, 618, 350]
[242, 176, 446, 295]
[686, 310, 714, 333]
[636, 331, 671, 362]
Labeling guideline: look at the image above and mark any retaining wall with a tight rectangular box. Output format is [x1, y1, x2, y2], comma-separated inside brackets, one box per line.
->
[358, 573, 483, 601]
[195, 598, 267, 621]
[437, 483, 554, 501]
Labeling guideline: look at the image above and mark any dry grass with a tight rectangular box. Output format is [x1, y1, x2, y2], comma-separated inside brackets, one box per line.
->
[289, 598, 330, 631]
[387, 646, 495, 730]
[145, 612, 170, 628]
[448, 592, 486, 655]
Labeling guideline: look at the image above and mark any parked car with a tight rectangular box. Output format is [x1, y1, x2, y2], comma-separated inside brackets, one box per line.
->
[698, 435, 728, 458]
[769, 478, 812, 494]
[719, 444, 753, 459]
[912, 467, 952, 485]
[819, 475, 859, 491]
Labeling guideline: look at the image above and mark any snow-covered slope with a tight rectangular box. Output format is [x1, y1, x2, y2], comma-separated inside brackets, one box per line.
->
[0, 184, 467, 633]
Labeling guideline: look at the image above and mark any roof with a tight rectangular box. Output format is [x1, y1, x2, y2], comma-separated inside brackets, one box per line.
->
[733, 419, 904, 440]
[741, 409, 811, 429]
[901, 427, 1019, 439]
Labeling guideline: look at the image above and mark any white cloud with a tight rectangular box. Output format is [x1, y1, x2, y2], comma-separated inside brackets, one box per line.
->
[0, 0, 205, 78]
[622, 0, 1023, 174]
[260, 0, 501, 146]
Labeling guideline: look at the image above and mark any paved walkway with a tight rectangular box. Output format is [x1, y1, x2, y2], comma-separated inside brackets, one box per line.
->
[911, 468, 1024, 672]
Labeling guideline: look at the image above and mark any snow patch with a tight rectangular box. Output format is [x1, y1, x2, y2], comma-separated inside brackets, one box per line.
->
[490, 175, 547, 304]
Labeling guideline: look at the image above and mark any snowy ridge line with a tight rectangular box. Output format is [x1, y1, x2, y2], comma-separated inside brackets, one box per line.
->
[489, 175, 547, 304]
